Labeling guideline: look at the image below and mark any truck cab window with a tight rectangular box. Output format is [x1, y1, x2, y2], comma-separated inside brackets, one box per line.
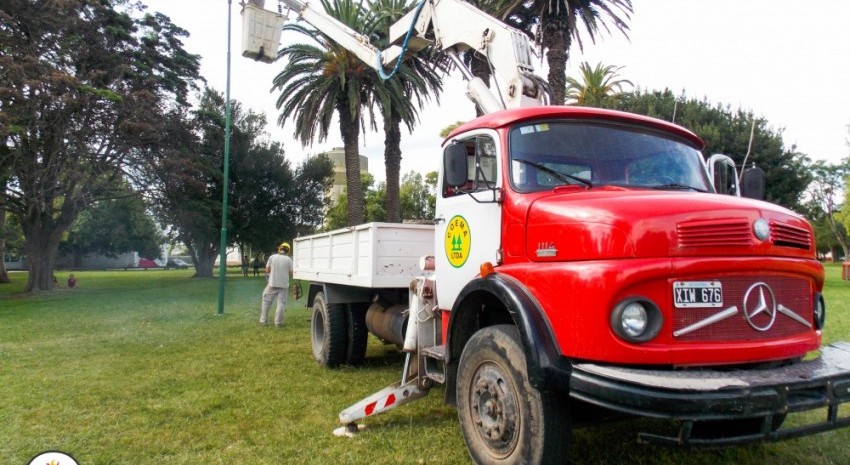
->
[509, 121, 711, 193]
[442, 136, 498, 197]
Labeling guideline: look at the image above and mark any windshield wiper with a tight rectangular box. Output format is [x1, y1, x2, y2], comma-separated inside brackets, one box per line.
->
[650, 183, 706, 192]
[513, 159, 593, 188]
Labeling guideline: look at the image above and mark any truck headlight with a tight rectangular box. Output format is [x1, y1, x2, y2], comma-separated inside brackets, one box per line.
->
[611, 298, 662, 343]
[622, 302, 647, 337]
[814, 293, 826, 330]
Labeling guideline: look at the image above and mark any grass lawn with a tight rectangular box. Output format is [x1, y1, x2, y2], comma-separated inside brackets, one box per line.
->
[1, 265, 848, 465]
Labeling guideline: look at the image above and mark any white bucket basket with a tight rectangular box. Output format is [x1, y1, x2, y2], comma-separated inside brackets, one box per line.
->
[241, 3, 285, 63]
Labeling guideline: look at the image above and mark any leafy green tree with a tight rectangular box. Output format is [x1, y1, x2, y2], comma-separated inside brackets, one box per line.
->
[440, 122, 466, 138]
[273, 0, 380, 227]
[529, 0, 633, 104]
[809, 215, 847, 261]
[370, 0, 446, 223]
[617, 89, 811, 210]
[149, 89, 332, 277]
[400, 171, 437, 220]
[565, 61, 632, 107]
[0, 0, 201, 291]
[326, 170, 438, 228]
[325, 173, 385, 230]
[804, 160, 849, 260]
[63, 191, 163, 268]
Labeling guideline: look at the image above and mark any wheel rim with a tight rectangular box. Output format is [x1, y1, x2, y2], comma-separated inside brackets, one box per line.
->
[311, 307, 325, 359]
[469, 361, 520, 458]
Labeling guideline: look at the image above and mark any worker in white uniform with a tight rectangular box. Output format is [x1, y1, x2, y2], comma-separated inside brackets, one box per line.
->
[260, 241, 293, 327]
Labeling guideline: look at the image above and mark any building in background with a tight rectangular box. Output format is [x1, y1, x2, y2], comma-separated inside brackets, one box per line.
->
[322, 147, 369, 200]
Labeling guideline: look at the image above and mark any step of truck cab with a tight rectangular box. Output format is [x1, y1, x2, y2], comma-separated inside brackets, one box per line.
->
[422, 345, 446, 361]
[423, 345, 447, 384]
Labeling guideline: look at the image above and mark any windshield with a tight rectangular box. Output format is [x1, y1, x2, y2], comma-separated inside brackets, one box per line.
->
[509, 121, 712, 193]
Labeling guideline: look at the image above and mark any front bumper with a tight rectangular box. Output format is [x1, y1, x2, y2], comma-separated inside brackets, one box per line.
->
[568, 342, 850, 446]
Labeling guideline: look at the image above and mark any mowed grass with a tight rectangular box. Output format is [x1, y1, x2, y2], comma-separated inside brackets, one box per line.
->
[0, 265, 848, 465]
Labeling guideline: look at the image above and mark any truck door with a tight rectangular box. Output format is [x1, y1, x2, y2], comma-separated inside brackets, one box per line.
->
[435, 130, 503, 311]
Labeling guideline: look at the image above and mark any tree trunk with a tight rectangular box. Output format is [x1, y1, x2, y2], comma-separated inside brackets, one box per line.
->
[829, 216, 849, 261]
[188, 241, 217, 278]
[542, 16, 571, 105]
[337, 101, 364, 226]
[195, 255, 215, 278]
[0, 182, 9, 284]
[384, 114, 402, 223]
[23, 225, 62, 292]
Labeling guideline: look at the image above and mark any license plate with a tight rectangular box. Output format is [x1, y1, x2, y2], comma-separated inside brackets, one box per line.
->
[673, 281, 722, 308]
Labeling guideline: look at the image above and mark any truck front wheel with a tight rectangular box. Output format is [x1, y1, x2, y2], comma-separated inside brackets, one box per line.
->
[456, 325, 570, 465]
[310, 292, 347, 368]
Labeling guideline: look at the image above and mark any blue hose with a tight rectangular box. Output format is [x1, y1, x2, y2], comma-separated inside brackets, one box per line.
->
[376, 0, 427, 80]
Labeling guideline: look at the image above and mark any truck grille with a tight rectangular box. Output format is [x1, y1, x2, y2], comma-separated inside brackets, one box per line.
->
[677, 219, 751, 247]
[673, 276, 812, 342]
[677, 219, 813, 251]
[771, 221, 812, 250]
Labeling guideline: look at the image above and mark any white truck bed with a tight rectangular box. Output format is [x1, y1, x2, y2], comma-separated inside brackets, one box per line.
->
[293, 222, 435, 288]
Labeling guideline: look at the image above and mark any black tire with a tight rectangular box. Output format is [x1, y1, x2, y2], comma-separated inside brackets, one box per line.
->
[345, 302, 369, 366]
[456, 325, 570, 465]
[310, 292, 348, 368]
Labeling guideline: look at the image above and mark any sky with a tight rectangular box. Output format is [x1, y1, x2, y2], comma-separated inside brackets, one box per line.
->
[142, 0, 850, 183]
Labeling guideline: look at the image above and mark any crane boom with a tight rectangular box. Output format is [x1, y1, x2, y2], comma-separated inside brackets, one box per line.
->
[272, 0, 549, 113]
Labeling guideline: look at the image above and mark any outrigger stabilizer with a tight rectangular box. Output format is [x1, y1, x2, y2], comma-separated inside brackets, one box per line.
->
[333, 276, 442, 437]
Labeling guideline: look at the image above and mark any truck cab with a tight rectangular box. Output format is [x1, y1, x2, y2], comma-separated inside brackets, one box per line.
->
[435, 106, 850, 460]
[291, 90, 850, 465]
[439, 105, 822, 367]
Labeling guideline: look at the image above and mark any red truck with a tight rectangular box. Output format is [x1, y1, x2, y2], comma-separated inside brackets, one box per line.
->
[243, 1, 850, 463]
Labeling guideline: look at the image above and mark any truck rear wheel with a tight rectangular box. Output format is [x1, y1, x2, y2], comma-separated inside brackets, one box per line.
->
[456, 325, 570, 465]
[310, 292, 347, 368]
[345, 302, 369, 366]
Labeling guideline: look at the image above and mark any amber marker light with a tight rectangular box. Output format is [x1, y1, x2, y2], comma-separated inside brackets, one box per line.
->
[480, 262, 495, 277]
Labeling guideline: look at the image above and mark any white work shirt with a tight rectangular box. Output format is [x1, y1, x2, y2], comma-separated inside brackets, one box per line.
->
[266, 253, 293, 288]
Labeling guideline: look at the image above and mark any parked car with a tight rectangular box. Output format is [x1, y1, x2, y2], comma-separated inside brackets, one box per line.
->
[167, 258, 190, 269]
[137, 258, 159, 268]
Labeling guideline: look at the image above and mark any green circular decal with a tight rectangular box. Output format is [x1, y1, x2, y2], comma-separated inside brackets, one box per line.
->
[445, 215, 471, 268]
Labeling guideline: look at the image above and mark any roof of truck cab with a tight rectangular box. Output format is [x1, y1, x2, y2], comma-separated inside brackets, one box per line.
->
[443, 106, 705, 149]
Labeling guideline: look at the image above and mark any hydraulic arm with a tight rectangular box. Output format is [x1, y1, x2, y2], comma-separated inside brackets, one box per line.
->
[277, 0, 549, 113]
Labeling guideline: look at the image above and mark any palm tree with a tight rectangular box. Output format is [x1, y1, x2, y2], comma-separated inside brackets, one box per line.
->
[531, 0, 633, 105]
[370, 0, 447, 222]
[565, 61, 632, 107]
[272, 0, 380, 226]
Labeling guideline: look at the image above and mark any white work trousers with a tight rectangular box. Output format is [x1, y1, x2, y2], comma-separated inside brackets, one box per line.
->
[260, 286, 288, 326]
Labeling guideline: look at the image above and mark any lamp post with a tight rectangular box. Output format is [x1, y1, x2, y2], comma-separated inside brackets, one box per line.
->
[217, 0, 234, 315]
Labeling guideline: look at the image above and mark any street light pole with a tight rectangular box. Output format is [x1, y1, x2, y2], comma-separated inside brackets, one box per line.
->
[217, 0, 234, 316]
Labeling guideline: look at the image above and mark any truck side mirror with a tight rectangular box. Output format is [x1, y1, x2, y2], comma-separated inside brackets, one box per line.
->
[740, 166, 765, 200]
[444, 142, 468, 187]
[707, 154, 740, 196]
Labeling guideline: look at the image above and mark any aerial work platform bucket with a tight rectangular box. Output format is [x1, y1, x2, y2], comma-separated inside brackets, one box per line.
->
[241, 2, 285, 63]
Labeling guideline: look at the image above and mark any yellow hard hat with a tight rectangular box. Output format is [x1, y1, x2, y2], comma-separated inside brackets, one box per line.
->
[278, 242, 291, 253]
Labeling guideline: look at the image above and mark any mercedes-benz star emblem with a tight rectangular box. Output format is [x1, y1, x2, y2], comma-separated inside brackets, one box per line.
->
[743, 282, 777, 331]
